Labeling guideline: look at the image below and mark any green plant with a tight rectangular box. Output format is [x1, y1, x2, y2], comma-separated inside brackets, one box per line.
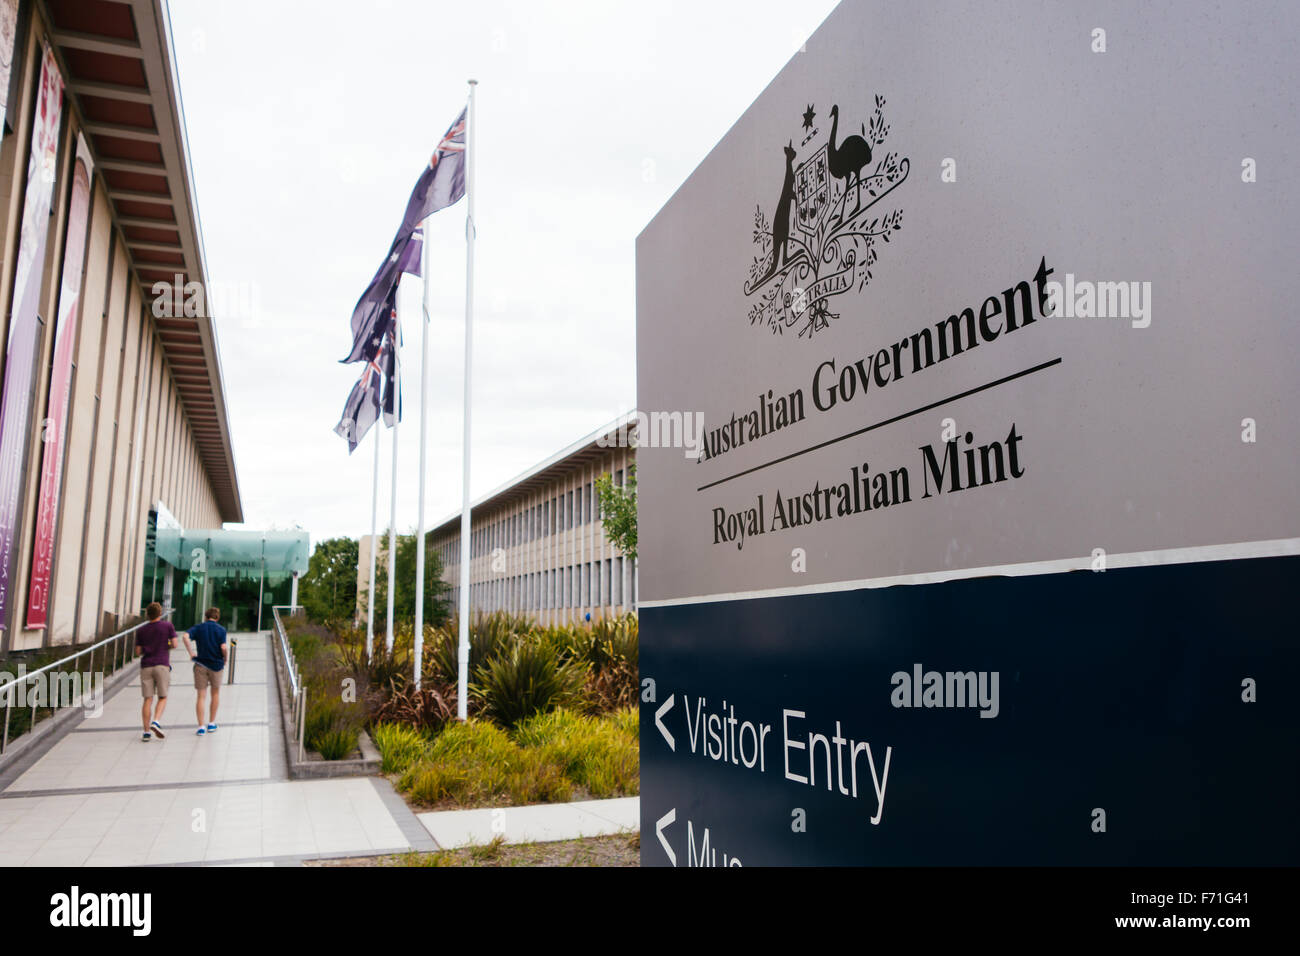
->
[512, 708, 639, 797]
[428, 612, 531, 685]
[595, 466, 637, 560]
[468, 835, 506, 861]
[372, 680, 459, 732]
[371, 722, 429, 774]
[365, 530, 452, 630]
[610, 705, 639, 739]
[299, 536, 360, 625]
[471, 639, 587, 729]
[397, 720, 572, 807]
[312, 722, 360, 760]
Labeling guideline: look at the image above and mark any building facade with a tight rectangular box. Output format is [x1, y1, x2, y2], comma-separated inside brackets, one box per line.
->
[140, 525, 308, 632]
[420, 416, 637, 627]
[0, 1, 241, 650]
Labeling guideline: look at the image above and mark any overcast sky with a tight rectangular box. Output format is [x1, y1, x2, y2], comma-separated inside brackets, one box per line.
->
[165, 0, 840, 543]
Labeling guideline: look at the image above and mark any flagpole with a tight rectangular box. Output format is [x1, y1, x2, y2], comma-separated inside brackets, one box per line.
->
[413, 226, 431, 690]
[456, 79, 477, 721]
[366, 426, 379, 662]
[386, 395, 398, 654]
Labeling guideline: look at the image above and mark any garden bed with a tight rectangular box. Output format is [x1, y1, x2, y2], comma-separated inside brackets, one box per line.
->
[279, 611, 640, 802]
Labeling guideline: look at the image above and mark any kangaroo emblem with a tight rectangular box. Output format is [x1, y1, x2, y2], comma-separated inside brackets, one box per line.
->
[757, 140, 799, 285]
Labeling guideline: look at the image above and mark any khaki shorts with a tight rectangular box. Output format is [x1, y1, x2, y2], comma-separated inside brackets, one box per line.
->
[193, 663, 222, 691]
[141, 665, 171, 698]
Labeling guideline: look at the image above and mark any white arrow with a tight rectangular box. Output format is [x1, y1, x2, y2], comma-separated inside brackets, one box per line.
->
[655, 694, 676, 751]
[656, 808, 677, 866]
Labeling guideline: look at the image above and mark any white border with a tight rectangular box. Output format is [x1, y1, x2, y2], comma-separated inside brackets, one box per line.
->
[637, 537, 1300, 609]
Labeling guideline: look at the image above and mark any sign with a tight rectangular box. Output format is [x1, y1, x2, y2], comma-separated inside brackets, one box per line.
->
[27, 133, 94, 628]
[635, 1, 1299, 865]
[0, 43, 62, 634]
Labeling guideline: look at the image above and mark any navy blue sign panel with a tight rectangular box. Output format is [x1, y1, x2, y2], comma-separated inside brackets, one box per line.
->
[640, 555, 1298, 866]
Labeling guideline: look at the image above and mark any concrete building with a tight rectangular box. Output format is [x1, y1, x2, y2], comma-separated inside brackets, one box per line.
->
[357, 416, 639, 627]
[0, 1, 241, 649]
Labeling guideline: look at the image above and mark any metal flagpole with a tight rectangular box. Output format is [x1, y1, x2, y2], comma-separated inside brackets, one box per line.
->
[456, 79, 477, 721]
[413, 225, 431, 690]
[366, 425, 379, 661]
[386, 387, 398, 654]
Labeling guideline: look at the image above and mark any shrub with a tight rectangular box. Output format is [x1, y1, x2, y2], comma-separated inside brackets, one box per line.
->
[512, 708, 639, 797]
[609, 705, 638, 739]
[428, 612, 527, 685]
[585, 659, 638, 712]
[471, 639, 586, 729]
[303, 693, 364, 760]
[397, 720, 572, 806]
[372, 722, 429, 774]
[586, 614, 639, 670]
[372, 679, 460, 731]
[313, 723, 360, 760]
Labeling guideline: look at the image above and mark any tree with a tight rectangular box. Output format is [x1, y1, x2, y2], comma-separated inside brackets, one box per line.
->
[595, 464, 637, 560]
[362, 530, 451, 629]
[299, 537, 360, 625]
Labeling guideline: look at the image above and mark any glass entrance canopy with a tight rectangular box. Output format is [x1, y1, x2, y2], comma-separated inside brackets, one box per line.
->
[140, 518, 310, 631]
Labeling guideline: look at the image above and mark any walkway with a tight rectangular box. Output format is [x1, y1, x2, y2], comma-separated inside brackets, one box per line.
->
[0, 632, 639, 865]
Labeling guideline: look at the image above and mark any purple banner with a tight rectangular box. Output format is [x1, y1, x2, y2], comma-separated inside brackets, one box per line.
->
[0, 44, 64, 632]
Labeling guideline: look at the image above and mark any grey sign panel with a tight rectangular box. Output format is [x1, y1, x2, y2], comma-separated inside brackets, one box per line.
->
[637, 0, 1299, 607]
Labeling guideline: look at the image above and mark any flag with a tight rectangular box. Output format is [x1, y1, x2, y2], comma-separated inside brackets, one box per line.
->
[341, 108, 466, 364]
[382, 315, 401, 428]
[334, 293, 395, 452]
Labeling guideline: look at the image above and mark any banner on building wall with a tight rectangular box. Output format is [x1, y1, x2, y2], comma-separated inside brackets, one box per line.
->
[0, 42, 63, 633]
[0, 0, 18, 133]
[25, 132, 93, 628]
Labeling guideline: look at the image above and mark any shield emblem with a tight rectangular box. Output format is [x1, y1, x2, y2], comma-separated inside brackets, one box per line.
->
[795, 145, 830, 235]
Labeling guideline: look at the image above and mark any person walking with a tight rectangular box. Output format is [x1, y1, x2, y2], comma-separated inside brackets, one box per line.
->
[134, 602, 176, 741]
[182, 607, 228, 736]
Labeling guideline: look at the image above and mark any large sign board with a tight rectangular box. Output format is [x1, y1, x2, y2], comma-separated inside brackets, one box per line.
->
[636, 0, 1299, 865]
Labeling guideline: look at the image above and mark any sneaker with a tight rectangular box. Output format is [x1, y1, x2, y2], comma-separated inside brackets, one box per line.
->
[196, 727, 206, 736]
[142, 732, 152, 741]
[206, 723, 218, 733]
[150, 721, 166, 739]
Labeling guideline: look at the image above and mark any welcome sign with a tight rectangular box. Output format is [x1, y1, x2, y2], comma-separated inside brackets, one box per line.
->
[636, 0, 1299, 866]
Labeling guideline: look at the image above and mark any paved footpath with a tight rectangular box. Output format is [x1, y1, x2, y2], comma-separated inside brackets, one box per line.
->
[0, 632, 638, 866]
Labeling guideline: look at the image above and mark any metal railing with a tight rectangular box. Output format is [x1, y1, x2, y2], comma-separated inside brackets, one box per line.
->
[0, 609, 174, 757]
[270, 605, 306, 762]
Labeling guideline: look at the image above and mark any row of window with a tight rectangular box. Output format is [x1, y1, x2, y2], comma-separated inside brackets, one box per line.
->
[446, 556, 636, 614]
[436, 468, 627, 566]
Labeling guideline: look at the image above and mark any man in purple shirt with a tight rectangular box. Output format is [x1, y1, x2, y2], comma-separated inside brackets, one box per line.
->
[134, 602, 176, 741]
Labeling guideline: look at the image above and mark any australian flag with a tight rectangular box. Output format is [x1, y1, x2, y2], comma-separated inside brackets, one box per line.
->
[334, 291, 397, 453]
[340, 107, 467, 364]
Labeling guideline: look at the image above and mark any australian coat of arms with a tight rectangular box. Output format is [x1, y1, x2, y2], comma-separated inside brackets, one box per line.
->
[744, 94, 909, 338]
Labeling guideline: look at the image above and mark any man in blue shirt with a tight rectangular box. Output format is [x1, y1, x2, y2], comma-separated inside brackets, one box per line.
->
[182, 607, 227, 736]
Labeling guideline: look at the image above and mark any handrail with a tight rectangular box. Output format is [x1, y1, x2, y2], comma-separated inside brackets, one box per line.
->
[0, 608, 174, 699]
[270, 605, 306, 759]
[270, 605, 299, 698]
[0, 608, 175, 756]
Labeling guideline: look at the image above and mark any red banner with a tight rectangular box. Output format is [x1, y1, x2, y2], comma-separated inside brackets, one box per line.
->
[0, 43, 62, 632]
[26, 134, 93, 628]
